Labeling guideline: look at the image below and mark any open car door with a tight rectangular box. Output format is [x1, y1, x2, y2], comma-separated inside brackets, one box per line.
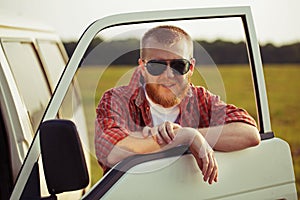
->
[10, 6, 297, 200]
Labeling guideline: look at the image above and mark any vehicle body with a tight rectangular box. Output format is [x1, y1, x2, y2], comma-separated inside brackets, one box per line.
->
[5, 6, 298, 200]
[0, 15, 91, 199]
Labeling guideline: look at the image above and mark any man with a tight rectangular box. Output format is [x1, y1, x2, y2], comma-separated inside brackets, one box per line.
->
[95, 25, 260, 184]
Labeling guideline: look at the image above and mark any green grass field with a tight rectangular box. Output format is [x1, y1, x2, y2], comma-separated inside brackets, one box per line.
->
[76, 64, 300, 196]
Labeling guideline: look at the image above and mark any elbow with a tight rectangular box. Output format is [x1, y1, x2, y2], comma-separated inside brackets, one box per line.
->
[248, 127, 261, 147]
[107, 154, 116, 166]
[250, 136, 260, 147]
[107, 151, 122, 166]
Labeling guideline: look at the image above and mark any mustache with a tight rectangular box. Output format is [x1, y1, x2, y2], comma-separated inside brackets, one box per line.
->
[146, 79, 177, 84]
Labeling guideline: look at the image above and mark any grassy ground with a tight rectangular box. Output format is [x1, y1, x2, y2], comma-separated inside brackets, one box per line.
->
[76, 64, 300, 195]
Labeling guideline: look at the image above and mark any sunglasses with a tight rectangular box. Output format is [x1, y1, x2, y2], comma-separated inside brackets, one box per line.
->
[144, 59, 191, 76]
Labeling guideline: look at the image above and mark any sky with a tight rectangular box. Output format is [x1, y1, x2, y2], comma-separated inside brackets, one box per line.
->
[1, 0, 299, 45]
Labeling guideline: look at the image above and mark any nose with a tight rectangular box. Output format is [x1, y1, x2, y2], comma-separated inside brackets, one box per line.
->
[163, 63, 175, 78]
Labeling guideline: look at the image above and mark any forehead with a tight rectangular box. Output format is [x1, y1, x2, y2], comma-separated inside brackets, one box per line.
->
[143, 39, 190, 59]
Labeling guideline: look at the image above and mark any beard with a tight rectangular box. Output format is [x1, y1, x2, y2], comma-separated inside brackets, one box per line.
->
[145, 75, 191, 108]
[146, 83, 179, 107]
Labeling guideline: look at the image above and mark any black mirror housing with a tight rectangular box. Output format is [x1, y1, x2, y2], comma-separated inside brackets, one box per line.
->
[40, 119, 89, 195]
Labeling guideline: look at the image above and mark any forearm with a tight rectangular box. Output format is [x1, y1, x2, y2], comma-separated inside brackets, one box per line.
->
[107, 132, 160, 165]
[199, 122, 260, 152]
[107, 127, 197, 166]
[107, 127, 218, 184]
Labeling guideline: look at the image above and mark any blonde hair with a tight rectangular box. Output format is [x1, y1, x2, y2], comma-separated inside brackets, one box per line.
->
[140, 25, 193, 59]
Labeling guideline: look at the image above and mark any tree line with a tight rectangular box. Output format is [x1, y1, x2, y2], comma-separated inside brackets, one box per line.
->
[64, 39, 300, 65]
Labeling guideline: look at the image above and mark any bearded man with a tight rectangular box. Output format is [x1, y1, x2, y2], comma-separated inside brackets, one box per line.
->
[95, 25, 260, 184]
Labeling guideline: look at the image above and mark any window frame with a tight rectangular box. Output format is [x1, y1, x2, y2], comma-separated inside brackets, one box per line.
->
[49, 6, 271, 134]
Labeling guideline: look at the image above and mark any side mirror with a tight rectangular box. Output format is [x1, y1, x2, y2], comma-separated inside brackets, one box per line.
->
[40, 119, 89, 195]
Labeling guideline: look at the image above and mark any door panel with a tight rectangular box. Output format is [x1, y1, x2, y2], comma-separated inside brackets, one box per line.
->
[92, 138, 296, 199]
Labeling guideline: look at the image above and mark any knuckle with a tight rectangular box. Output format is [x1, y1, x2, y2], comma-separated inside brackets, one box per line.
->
[214, 166, 218, 172]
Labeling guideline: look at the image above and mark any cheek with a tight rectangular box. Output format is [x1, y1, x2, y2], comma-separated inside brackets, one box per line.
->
[175, 75, 188, 85]
[175, 76, 190, 91]
[144, 73, 159, 84]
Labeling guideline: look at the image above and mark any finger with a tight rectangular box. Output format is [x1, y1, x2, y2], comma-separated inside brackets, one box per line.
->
[165, 122, 175, 141]
[158, 124, 172, 144]
[207, 154, 218, 184]
[198, 145, 210, 176]
[214, 169, 218, 182]
[201, 154, 209, 177]
[203, 153, 214, 182]
[208, 166, 217, 184]
[151, 126, 164, 144]
[212, 157, 218, 183]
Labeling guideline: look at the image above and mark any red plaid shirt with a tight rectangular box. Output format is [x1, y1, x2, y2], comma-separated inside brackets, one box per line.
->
[95, 67, 257, 171]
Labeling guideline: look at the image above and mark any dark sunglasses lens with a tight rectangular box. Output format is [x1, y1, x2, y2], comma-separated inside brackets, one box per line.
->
[146, 61, 167, 76]
[171, 60, 190, 75]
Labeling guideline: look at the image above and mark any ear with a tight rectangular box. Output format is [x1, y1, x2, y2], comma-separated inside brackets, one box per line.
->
[189, 58, 196, 75]
[138, 58, 146, 76]
[138, 58, 144, 66]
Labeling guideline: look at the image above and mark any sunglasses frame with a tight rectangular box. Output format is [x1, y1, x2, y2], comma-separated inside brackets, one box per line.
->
[143, 59, 191, 76]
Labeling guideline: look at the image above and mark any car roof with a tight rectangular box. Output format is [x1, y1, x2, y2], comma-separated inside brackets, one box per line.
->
[0, 13, 54, 33]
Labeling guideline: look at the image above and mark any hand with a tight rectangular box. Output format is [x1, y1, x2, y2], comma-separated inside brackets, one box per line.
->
[142, 126, 218, 184]
[190, 132, 218, 184]
[142, 121, 181, 145]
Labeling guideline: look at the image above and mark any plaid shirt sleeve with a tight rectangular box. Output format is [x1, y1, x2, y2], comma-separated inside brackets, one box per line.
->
[95, 89, 130, 171]
[203, 88, 257, 127]
[95, 67, 142, 171]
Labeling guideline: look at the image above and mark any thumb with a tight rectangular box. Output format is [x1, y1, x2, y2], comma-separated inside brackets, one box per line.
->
[142, 126, 151, 138]
[173, 123, 182, 129]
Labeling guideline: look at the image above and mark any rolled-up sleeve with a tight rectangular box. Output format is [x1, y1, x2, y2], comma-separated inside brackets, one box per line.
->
[204, 88, 257, 127]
